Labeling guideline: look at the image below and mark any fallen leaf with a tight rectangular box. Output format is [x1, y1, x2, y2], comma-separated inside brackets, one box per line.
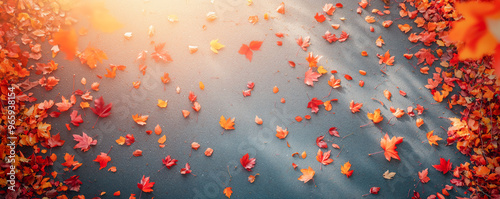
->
[304, 68, 321, 86]
[380, 133, 404, 161]
[240, 153, 256, 171]
[432, 158, 452, 174]
[255, 116, 263, 125]
[426, 130, 442, 146]
[205, 148, 214, 156]
[276, 125, 289, 139]
[349, 100, 363, 113]
[383, 170, 396, 179]
[418, 168, 430, 183]
[220, 115, 235, 130]
[132, 114, 149, 125]
[341, 161, 353, 178]
[367, 108, 384, 123]
[298, 166, 315, 183]
[316, 149, 333, 165]
[158, 135, 166, 145]
[137, 175, 155, 193]
[210, 39, 225, 53]
[223, 187, 232, 198]
[73, 132, 97, 152]
[93, 152, 111, 170]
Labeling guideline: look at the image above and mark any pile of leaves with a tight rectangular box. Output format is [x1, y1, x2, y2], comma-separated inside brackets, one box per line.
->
[1, 0, 499, 198]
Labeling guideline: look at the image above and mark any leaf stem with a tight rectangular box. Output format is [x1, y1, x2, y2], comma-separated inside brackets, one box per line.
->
[368, 150, 384, 156]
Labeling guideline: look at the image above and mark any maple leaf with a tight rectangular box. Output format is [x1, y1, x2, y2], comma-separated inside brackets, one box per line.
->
[157, 99, 168, 108]
[349, 100, 363, 113]
[210, 39, 225, 53]
[304, 68, 321, 86]
[79, 45, 107, 69]
[73, 132, 97, 152]
[133, 149, 143, 157]
[39, 76, 60, 91]
[188, 91, 197, 102]
[341, 161, 353, 178]
[316, 136, 327, 148]
[93, 152, 111, 170]
[383, 170, 396, 179]
[47, 133, 65, 148]
[62, 153, 82, 170]
[132, 114, 149, 125]
[307, 98, 323, 113]
[205, 148, 214, 156]
[220, 115, 235, 130]
[298, 166, 315, 183]
[70, 110, 83, 126]
[90, 96, 112, 128]
[104, 65, 117, 78]
[137, 175, 155, 192]
[322, 31, 338, 43]
[255, 116, 263, 125]
[296, 36, 311, 51]
[125, 134, 135, 145]
[380, 133, 404, 161]
[223, 187, 233, 198]
[367, 108, 384, 123]
[56, 96, 72, 112]
[426, 130, 442, 146]
[370, 187, 381, 195]
[64, 175, 82, 192]
[432, 158, 452, 174]
[384, 90, 392, 101]
[161, 73, 170, 84]
[379, 50, 395, 65]
[418, 168, 430, 183]
[180, 163, 192, 174]
[151, 42, 173, 63]
[338, 31, 349, 42]
[365, 16, 376, 23]
[390, 107, 405, 118]
[276, 125, 289, 139]
[240, 153, 256, 171]
[329, 127, 340, 137]
[305, 52, 322, 68]
[415, 48, 437, 66]
[316, 149, 333, 166]
[162, 155, 178, 169]
[398, 24, 412, 33]
[52, 28, 78, 60]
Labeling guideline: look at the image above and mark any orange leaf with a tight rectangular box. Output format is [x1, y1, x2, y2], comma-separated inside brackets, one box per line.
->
[248, 173, 260, 183]
[365, 16, 376, 23]
[161, 73, 170, 84]
[223, 187, 232, 198]
[154, 124, 162, 135]
[384, 90, 392, 101]
[341, 161, 353, 178]
[380, 133, 404, 161]
[276, 125, 289, 139]
[255, 115, 263, 125]
[132, 114, 148, 125]
[79, 45, 108, 69]
[418, 168, 430, 183]
[132, 150, 142, 157]
[327, 75, 341, 88]
[132, 81, 141, 89]
[108, 166, 117, 172]
[398, 24, 412, 33]
[361, 51, 368, 56]
[276, 2, 285, 14]
[379, 50, 395, 65]
[191, 142, 200, 150]
[182, 110, 190, 118]
[359, 70, 367, 75]
[295, 116, 303, 122]
[350, 100, 363, 113]
[205, 148, 214, 156]
[157, 99, 168, 108]
[426, 130, 442, 146]
[298, 166, 315, 183]
[199, 81, 205, 90]
[158, 135, 166, 145]
[367, 108, 383, 123]
[220, 115, 235, 130]
[359, 80, 365, 87]
[273, 86, 279, 93]
[301, 151, 307, 159]
[416, 118, 424, 127]
[116, 136, 126, 145]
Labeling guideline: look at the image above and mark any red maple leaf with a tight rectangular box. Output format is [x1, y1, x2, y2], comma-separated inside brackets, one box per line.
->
[432, 158, 452, 174]
[338, 31, 349, 42]
[240, 153, 256, 171]
[90, 96, 112, 128]
[70, 110, 83, 126]
[418, 168, 430, 183]
[47, 133, 65, 148]
[415, 48, 437, 66]
[316, 135, 328, 148]
[304, 68, 321, 86]
[73, 132, 97, 152]
[322, 31, 338, 43]
[162, 155, 178, 169]
[64, 175, 82, 192]
[296, 36, 310, 51]
[379, 50, 395, 65]
[180, 163, 192, 174]
[349, 100, 363, 113]
[380, 133, 404, 161]
[137, 175, 155, 192]
[307, 98, 323, 113]
[316, 149, 333, 166]
[93, 152, 111, 170]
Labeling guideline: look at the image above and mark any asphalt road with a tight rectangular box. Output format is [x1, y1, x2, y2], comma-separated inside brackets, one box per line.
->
[30, 0, 469, 198]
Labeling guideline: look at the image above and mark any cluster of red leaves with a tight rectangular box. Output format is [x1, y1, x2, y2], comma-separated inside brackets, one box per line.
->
[395, 0, 500, 198]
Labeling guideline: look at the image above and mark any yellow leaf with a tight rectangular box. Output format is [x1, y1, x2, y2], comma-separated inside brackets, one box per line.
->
[80, 102, 89, 109]
[210, 39, 225, 53]
[157, 99, 168, 108]
[317, 66, 328, 74]
[199, 81, 205, 90]
[116, 136, 125, 145]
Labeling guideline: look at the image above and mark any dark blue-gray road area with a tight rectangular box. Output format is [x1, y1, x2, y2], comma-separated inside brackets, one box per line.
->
[28, 0, 469, 198]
